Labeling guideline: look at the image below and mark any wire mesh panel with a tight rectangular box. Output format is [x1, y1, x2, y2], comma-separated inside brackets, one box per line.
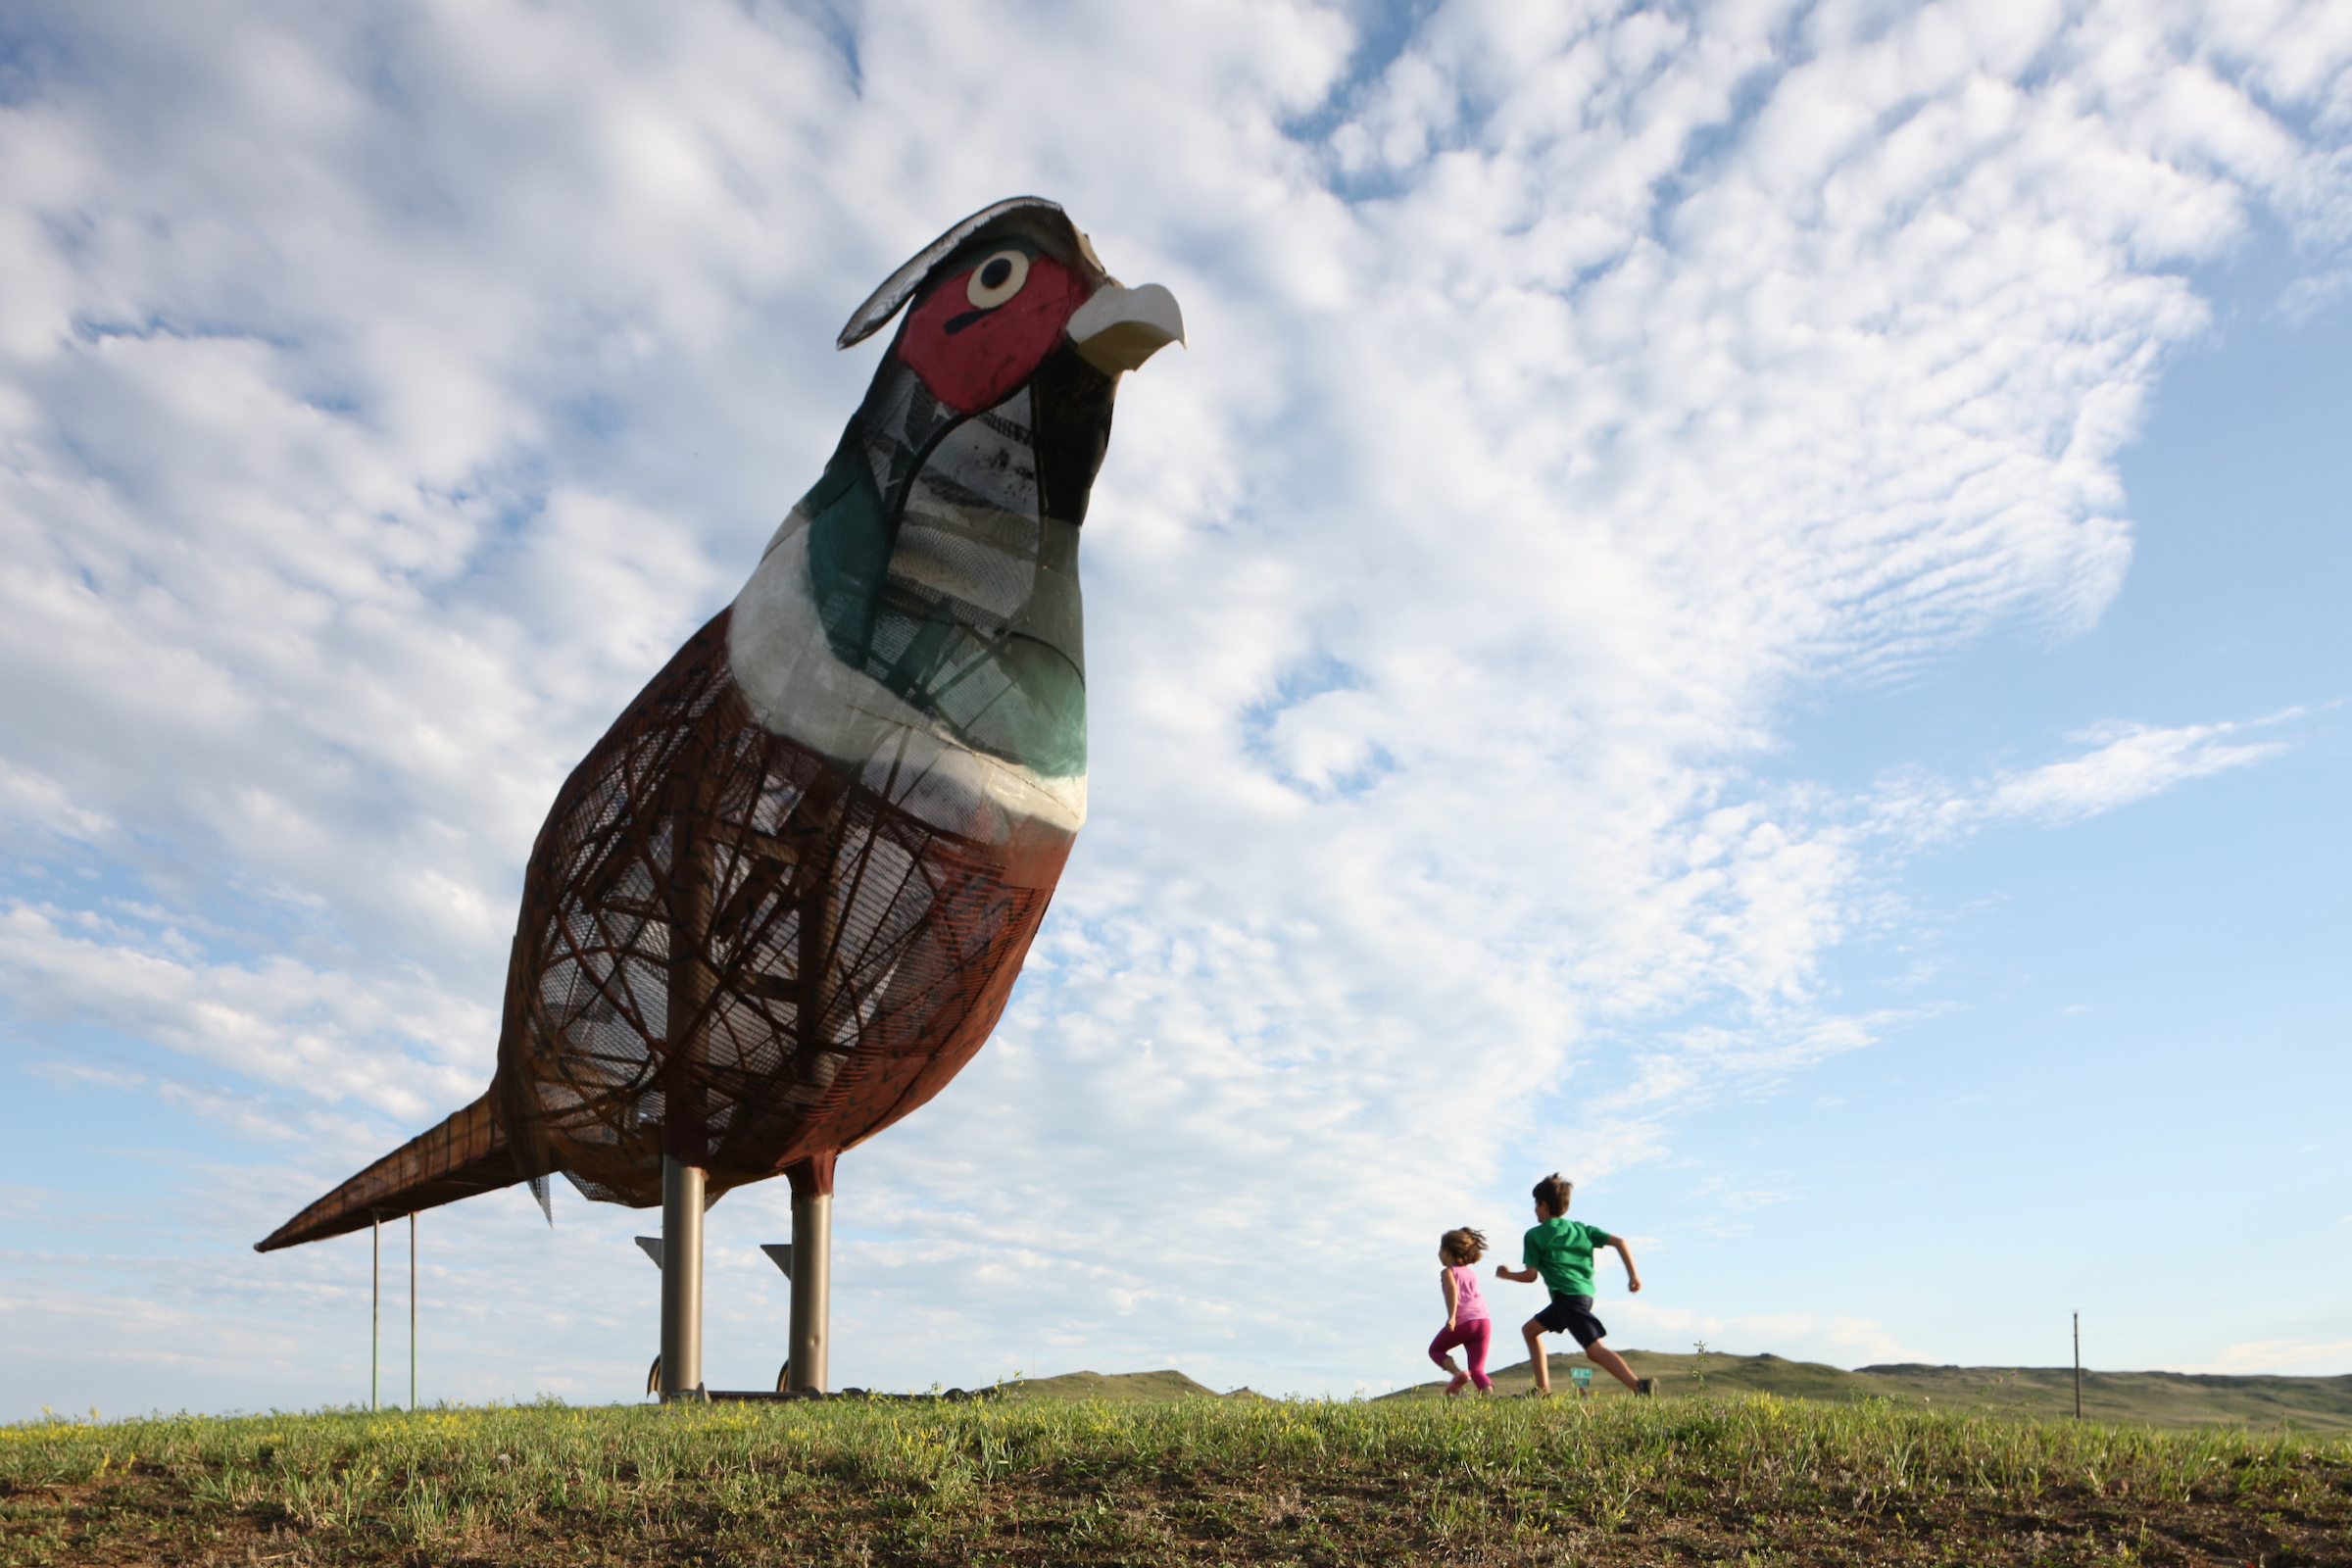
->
[494, 606, 1063, 1209]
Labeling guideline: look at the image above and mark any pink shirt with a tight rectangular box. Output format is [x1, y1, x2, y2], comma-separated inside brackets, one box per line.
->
[1446, 1264, 1489, 1322]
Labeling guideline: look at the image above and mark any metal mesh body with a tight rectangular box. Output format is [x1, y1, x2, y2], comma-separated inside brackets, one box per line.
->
[257, 610, 1068, 1249]
[495, 604, 1066, 1206]
[257, 197, 1133, 1254]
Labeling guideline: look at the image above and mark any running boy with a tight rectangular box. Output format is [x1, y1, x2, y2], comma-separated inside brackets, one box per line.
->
[1495, 1173, 1655, 1396]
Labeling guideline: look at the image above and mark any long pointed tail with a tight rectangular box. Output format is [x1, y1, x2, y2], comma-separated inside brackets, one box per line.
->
[254, 1094, 528, 1251]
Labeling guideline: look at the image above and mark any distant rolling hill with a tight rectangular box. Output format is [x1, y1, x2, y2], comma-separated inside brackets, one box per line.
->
[1381, 1348, 2352, 1430]
[1000, 1369, 1229, 1402]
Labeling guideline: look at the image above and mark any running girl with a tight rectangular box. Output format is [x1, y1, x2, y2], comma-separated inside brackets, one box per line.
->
[1429, 1227, 1494, 1396]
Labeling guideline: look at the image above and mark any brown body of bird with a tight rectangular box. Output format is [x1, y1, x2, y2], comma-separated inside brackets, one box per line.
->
[255, 200, 1183, 1313]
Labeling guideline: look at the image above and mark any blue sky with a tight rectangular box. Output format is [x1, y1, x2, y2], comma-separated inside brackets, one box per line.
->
[1605, 227, 2352, 1363]
[1, 0, 2347, 1417]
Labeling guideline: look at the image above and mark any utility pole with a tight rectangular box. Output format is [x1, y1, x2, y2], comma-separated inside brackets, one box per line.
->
[2073, 1311, 2082, 1420]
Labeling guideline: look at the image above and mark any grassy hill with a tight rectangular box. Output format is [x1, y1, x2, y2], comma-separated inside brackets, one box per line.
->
[5, 1392, 2347, 1564]
[1383, 1348, 2352, 1430]
[997, 1369, 1225, 1402]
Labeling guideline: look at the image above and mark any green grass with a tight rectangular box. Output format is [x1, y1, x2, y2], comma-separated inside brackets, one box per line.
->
[5, 1393, 2348, 1565]
[1387, 1349, 2352, 1432]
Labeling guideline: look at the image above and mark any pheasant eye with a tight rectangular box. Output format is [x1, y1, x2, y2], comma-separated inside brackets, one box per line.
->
[965, 249, 1030, 310]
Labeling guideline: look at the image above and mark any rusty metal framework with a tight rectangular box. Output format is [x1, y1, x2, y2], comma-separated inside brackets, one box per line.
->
[498, 605, 1061, 1208]
[254, 198, 1182, 1397]
[257, 600, 1063, 1253]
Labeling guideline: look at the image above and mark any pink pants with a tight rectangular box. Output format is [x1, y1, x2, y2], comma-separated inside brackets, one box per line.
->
[1428, 1318, 1493, 1391]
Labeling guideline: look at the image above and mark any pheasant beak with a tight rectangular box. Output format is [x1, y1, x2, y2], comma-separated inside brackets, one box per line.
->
[1067, 282, 1186, 374]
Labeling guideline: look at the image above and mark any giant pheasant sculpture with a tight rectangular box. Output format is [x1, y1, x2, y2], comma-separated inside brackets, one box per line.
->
[257, 200, 1181, 1386]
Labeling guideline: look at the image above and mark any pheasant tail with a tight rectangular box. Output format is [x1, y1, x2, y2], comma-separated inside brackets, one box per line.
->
[252, 1093, 526, 1251]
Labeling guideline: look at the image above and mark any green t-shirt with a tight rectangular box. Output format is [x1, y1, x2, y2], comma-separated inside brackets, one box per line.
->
[1523, 1217, 1612, 1297]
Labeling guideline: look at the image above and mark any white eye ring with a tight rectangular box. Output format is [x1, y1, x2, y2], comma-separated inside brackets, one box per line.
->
[965, 249, 1030, 310]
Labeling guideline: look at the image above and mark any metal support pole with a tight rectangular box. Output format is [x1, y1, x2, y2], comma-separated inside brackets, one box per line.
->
[657, 771, 712, 1403]
[787, 1190, 830, 1392]
[660, 1156, 706, 1398]
[785, 1153, 835, 1394]
[409, 1212, 417, 1411]
[2073, 1311, 2082, 1420]
[370, 1210, 381, 1412]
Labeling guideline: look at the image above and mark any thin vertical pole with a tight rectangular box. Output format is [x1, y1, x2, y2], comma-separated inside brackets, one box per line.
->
[659, 1156, 706, 1397]
[370, 1211, 381, 1412]
[2073, 1311, 2082, 1420]
[409, 1212, 418, 1411]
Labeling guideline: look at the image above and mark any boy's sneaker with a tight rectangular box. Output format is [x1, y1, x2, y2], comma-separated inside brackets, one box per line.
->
[1635, 1378, 1658, 1396]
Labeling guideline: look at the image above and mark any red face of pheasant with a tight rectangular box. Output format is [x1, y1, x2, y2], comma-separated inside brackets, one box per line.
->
[894, 248, 1091, 416]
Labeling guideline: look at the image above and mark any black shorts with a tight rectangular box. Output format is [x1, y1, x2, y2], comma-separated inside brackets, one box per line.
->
[1535, 1292, 1607, 1348]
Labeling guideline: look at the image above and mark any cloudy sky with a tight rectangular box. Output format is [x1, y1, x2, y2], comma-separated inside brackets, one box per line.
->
[2, 0, 2346, 1417]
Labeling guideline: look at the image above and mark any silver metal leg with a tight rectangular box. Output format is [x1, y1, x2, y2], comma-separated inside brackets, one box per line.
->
[659, 1157, 705, 1398]
[787, 1185, 830, 1393]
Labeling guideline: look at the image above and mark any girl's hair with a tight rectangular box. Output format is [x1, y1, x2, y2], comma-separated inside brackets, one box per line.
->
[1532, 1172, 1574, 1213]
[1440, 1227, 1488, 1265]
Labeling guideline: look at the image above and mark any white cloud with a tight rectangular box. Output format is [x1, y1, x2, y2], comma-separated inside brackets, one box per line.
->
[1984, 718, 2294, 823]
[1611, 1303, 1916, 1371]
[0, 902, 488, 1122]
[1868, 713, 2300, 844]
[0, 0, 2346, 1409]
[2177, 1337, 2352, 1377]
